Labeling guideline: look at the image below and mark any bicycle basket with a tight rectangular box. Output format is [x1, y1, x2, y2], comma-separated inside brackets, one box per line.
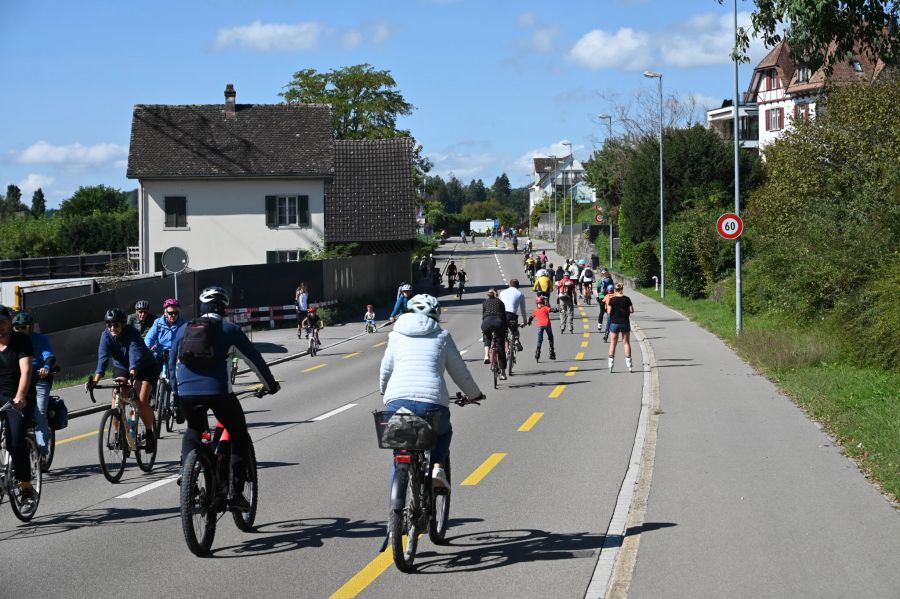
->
[372, 408, 440, 450]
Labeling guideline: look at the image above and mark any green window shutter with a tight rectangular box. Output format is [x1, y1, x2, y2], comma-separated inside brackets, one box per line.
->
[265, 196, 277, 227]
[298, 195, 310, 227]
[266, 251, 278, 264]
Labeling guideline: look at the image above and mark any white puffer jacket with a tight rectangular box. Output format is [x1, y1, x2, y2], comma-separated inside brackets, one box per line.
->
[380, 313, 481, 407]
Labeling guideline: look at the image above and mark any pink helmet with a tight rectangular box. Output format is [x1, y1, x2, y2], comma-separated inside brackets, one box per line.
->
[162, 298, 180, 309]
[535, 295, 546, 305]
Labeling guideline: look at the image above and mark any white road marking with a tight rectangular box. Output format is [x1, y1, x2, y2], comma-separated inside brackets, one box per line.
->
[313, 403, 357, 421]
[116, 475, 178, 499]
[460, 349, 468, 354]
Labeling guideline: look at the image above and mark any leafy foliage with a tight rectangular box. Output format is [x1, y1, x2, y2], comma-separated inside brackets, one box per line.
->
[633, 241, 660, 288]
[30, 188, 46, 218]
[1, 185, 28, 219]
[666, 219, 706, 299]
[57, 185, 130, 218]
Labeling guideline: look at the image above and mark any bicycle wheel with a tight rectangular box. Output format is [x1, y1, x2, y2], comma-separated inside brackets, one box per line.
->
[230, 360, 238, 385]
[10, 437, 42, 522]
[508, 343, 516, 377]
[428, 457, 451, 544]
[98, 409, 127, 483]
[165, 389, 177, 433]
[135, 416, 156, 473]
[154, 383, 165, 439]
[232, 440, 258, 532]
[40, 428, 55, 473]
[180, 450, 217, 556]
[308, 335, 317, 357]
[491, 348, 499, 389]
[389, 464, 418, 572]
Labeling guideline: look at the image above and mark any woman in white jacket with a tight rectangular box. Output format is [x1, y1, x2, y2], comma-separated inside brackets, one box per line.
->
[379, 294, 484, 490]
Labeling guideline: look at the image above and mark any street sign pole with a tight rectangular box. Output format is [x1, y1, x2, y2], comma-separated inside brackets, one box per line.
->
[733, 0, 742, 335]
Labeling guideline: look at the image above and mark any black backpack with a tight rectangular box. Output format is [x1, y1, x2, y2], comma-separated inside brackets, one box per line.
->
[178, 317, 222, 370]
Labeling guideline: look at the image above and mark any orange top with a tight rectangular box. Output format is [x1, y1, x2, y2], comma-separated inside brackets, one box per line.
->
[531, 305, 552, 327]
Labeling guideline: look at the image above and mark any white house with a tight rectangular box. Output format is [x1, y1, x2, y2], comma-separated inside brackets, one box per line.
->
[528, 154, 595, 216]
[706, 99, 759, 150]
[128, 84, 415, 273]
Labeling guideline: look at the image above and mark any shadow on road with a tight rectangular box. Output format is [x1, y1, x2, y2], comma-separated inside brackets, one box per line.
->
[209, 517, 387, 558]
[0, 506, 180, 541]
[249, 342, 289, 354]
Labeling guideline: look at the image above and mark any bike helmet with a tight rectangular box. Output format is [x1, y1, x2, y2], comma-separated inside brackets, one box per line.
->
[199, 286, 230, 308]
[12, 311, 34, 328]
[407, 294, 441, 320]
[578, 259, 586, 266]
[162, 298, 180, 309]
[308, 306, 318, 313]
[105, 308, 127, 323]
[399, 284, 412, 293]
[134, 299, 150, 311]
[535, 295, 546, 305]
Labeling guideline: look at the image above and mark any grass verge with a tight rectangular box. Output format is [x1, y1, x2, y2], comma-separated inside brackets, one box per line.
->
[650, 287, 900, 503]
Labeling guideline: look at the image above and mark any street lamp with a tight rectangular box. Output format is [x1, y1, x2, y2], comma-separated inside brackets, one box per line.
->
[597, 114, 612, 141]
[545, 157, 556, 242]
[562, 141, 574, 260]
[643, 70, 665, 298]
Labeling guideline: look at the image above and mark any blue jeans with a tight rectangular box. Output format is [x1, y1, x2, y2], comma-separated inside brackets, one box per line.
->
[383, 400, 452, 466]
[536, 325, 555, 351]
[34, 380, 52, 455]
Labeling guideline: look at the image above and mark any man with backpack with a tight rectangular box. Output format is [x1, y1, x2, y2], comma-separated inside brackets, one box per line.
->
[169, 286, 280, 511]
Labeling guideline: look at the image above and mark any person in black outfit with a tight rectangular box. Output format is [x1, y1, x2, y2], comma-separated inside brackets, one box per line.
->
[0, 305, 38, 508]
[127, 299, 156, 337]
[481, 288, 509, 379]
[606, 283, 635, 372]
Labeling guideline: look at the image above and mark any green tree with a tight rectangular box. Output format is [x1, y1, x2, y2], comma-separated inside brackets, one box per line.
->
[2, 184, 25, 219]
[58, 185, 130, 218]
[30, 188, 46, 218]
[584, 138, 632, 210]
[491, 173, 512, 203]
[465, 179, 488, 204]
[444, 176, 466, 214]
[722, 0, 900, 74]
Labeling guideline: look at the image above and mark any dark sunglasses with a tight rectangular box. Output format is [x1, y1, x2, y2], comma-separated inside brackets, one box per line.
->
[12, 324, 29, 332]
[106, 322, 122, 329]
[165, 310, 180, 316]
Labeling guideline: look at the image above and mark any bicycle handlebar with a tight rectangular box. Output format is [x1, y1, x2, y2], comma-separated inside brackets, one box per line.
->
[453, 392, 485, 406]
[86, 377, 132, 404]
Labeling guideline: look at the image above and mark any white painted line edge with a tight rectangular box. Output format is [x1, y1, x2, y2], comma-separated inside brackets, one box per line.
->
[312, 403, 357, 421]
[116, 475, 178, 499]
[584, 325, 653, 599]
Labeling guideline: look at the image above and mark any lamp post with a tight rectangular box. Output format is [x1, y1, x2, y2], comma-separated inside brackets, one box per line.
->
[562, 141, 574, 260]
[643, 70, 665, 299]
[732, 0, 743, 334]
[597, 114, 612, 140]
[597, 114, 614, 270]
[547, 156, 557, 242]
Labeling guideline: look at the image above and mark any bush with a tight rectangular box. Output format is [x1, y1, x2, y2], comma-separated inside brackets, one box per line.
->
[633, 241, 660, 287]
[839, 259, 900, 371]
[666, 219, 705, 299]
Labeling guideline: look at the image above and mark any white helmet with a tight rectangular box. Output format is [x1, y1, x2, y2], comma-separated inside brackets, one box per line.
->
[407, 294, 441, 319]
[399, 284, 413, 292]
[199, 286, 230, 308]
[536, 269, 547, 278]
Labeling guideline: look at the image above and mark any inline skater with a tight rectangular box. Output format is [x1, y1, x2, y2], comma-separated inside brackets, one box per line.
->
[555, 275, 577, 334]
[606, 283, 635, 372]
[527, 296, 557, 361]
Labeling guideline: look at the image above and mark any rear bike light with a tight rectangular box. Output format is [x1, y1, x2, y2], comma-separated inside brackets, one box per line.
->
[394, 454, 412, 464]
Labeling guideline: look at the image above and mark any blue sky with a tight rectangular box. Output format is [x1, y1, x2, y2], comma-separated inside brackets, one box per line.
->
[0, 0, 771, 208]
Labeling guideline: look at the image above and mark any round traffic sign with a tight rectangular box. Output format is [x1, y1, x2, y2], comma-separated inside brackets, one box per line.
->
[161, 246, 189, 273]
[716, 213, 743, 240]
[594, 213, 604, 224]
[594, 203, 603, 212]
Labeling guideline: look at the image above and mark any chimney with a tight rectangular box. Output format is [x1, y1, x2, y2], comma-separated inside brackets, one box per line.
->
[224, 83, 236, 120]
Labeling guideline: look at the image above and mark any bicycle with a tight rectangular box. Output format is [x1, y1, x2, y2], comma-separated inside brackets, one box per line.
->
[455, 282, 465, 301]
[582, 283, 593, 305]
[307, 326, 321, 357]
[180, 387, 266, 556]
[0, 402, 43, 522]
[489, 331, 503, 389]
[365, 319, 377, 334]
[88, 378, 157, 483]
[374, 392, 482, 572]
[154, 350, 177, 438]
[505, 325, 519, 377]
[230, 350, 240, 385]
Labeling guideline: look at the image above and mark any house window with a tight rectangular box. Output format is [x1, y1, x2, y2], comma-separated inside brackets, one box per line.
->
[164, 196, 187, 228]
[797, 66, 811, 83]
[766, 108, 784, 131]
[794, 103, 811, 123]
[265, 195, 310, 227]
[766, 69, 779, 90]
[266, 250, 301, 263]
[851, 59, 863, 73]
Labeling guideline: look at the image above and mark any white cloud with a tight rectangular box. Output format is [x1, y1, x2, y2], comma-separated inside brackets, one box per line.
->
[567, 28, 652, 71]
[513, 140, 586, 174]
[213, 20, 325, 51]
[17, 141, 128, 166]
[690, 92, 724, 110]
[531, 26, 559, 53]
[16, 173, 54, 198]
[428, 143, 498, 180]
[660, 12, 766, 67]
[370, 20, 394, 45]
[516, 13, 536, 28]
[339, 31, 363, 50]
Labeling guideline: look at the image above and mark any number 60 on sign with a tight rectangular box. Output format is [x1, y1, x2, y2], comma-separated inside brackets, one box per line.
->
[716, 213, 744, 240]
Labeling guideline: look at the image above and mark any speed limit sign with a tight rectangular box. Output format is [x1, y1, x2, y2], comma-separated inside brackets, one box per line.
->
[594, 213, 604, 223]
[594, 203, 603, 212]
[716, 213, 743, 239]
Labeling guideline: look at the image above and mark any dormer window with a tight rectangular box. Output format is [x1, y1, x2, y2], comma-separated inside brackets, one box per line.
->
[766, 69, 779, 90]
[797, 66, 811, 83]
[850, 59, 863, 73]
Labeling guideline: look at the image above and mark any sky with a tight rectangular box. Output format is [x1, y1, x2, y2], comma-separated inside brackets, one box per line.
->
[0, 0, 773, 209]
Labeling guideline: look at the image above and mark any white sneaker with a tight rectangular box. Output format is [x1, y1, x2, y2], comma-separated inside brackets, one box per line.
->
[432, 466, 450, 492]
[608, 357, 614, 372]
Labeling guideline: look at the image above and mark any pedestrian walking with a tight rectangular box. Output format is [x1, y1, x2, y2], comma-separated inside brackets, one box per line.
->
[295, 282, 309, 338]
[606, 283, 635, 372]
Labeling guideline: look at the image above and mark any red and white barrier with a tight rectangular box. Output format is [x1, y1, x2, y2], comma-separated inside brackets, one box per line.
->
[226, 300, 338, 328]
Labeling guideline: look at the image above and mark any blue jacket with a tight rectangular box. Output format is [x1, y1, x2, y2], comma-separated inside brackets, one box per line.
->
[169, 315, 276, 396]
[95, 325, 157, 375]
[144, 315, 187, 357]
[29, 331, 55, 371]
[390, 295, 409, 319]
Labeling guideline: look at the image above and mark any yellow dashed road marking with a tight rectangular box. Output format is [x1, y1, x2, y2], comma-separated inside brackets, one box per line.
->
[343, 352, 361, 359]
[518, 412, 544, 432]
[302, 364, 327, 373]
[566, 367, 579, 377]
[461, 453, 507, 486]
[549, 384, 567, 398]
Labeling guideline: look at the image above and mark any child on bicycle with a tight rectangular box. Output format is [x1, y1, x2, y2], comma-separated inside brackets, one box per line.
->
[456, 269, 468, 295]
[364, 304, 376, 332]
[527, 295, 557, 361]
[301, 306, 324, 346]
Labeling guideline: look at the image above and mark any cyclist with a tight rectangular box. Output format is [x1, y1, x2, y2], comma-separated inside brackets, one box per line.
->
[144, 298, 187, 362]
[480, 288, 508, 380]
[533, 268, 554, 302]
[11, 312, 55, 459]
[456, 269, 468, 296]
[539, 250, 548, 268]
[527, 296, 557, 361]
[88, 308, 160, 453]
[556, 274, 577, 334]
[389, 284, 413, 323]
[499, 279, 527, 353]
[598, 269, 615, 331]
[525, 255, 537, 282]
[0, 305, 38, 508]
[379, 294, 484, 491]
[301, 306, 325, 348]
[446, 260, 458, 290]
[364, 304, 376, 332]
[169, 286, 280, 510]
[578, 263, 595, 299]
[553, 264, 566, 285]
[607, 283, 635, 372]
[127, 300, 156, 338]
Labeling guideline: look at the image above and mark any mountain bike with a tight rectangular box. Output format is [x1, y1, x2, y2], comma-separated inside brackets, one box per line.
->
[88, 378, 157, 483]
[180, 387, 267, 556]
[307, 326, 321, 357]
[374, 392, 482, 573]
[0, 401, 42, 522]
[154, 350, 177, 438]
